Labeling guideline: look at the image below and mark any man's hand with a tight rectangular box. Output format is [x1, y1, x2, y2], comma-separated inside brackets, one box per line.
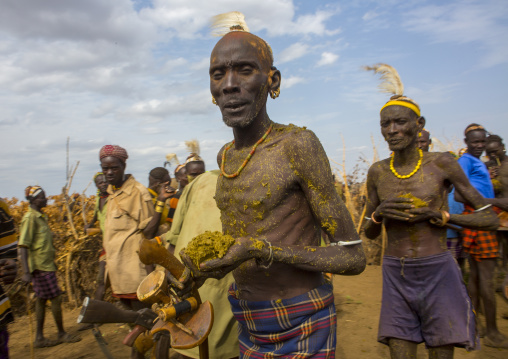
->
[21, 272, 31, 285]
[157, 182, 176, 202]
[179, 237, 268, 287]
[407, 207, 441, 223]
[0, 259, 17, 285]
[489, 166, 499, 179]
[374, 197, 414, 222]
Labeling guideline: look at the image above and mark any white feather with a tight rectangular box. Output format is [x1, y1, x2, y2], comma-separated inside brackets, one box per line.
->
[363, 63, 404, 96]
[165, 153, 180, 165]
[211, 11, 250, 37]
[185, 139, 200, 156]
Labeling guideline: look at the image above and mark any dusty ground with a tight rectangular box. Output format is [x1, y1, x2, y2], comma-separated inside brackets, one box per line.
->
[8, 265, 508, 358]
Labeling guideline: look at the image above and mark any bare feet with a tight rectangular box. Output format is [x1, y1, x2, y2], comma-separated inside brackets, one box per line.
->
[34, 337, 59, 348]
[58, 332, 82, 344]
[484, 332, 508, 349]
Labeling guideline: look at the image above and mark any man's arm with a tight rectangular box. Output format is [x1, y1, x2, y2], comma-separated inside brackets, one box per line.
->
[443, 155, 498, 230]
[142, 183, 175, 239]
[17, 214, 35, 283]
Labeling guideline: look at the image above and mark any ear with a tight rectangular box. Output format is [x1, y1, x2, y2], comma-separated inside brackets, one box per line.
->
[268, 66, 281, 93]
[417, 116, 426, 132]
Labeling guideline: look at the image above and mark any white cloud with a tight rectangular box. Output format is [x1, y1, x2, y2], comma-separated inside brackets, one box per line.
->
[281, 76, 305, 89]
[317, 52, 339, 66]
[362, 11, 379, 21]
[279, 43, 309, 64]
[141, 0, 340, 38]
[403, 0, 508, 67]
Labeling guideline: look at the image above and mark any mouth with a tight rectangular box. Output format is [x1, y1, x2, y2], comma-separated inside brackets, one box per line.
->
[223, 100, 247, 112]
[388, 138, 403, 145]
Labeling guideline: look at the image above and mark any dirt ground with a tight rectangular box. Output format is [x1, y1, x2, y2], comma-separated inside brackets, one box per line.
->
[8, 265, 508, 359]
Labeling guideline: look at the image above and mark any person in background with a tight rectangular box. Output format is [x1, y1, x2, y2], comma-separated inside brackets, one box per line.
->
[417, 129, 432, 152]
[18, 186, 81, 348]
[456, 124, 508, 348]
[0, 198, 19, 358]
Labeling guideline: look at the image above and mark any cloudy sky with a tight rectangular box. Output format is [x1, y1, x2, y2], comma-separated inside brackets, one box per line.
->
[1, 0, 507, 198]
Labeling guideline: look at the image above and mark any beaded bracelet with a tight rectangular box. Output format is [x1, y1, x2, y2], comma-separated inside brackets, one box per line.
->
[156, 201, 166, 207]
[155, 205, 164, 213]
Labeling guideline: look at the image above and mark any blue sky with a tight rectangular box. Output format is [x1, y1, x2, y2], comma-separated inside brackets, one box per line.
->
[1, 0, 507, 198]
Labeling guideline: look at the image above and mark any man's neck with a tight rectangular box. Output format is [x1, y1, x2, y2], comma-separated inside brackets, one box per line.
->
[30, 204, 42, 213]
[232, 111, 271, 149]
[393, 142, 420, 164]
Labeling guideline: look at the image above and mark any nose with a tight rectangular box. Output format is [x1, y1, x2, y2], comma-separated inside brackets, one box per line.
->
[223, 70, 240, 95]
[388, 122, 398, 135]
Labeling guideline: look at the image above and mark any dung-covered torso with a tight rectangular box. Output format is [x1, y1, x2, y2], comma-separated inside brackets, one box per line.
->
[371, 152, 452, 258]
[215, 122, 339, 301]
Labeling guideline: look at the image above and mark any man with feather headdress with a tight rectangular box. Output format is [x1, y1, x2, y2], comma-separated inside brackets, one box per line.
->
[363, 64, 499, 357]
[179, 12, 366, 358]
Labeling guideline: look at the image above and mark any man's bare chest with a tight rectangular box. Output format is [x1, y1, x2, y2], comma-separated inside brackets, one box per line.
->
[216, 147, 299, 213]
[376, 163, 447, 207]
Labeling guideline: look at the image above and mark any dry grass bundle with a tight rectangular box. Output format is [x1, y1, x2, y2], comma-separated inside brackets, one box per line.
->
[5, 194, 103, 314]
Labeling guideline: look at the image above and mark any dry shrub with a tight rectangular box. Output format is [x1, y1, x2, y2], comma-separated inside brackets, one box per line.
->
[4, 194, 104, 315]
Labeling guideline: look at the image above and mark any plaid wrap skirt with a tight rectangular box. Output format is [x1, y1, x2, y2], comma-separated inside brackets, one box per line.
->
[228, 282, 336, 358]
[462, 205, 498, 261]
[32, 270, 62, 299]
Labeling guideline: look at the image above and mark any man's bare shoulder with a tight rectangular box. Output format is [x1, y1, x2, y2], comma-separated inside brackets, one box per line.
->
[217, 143, 228, 167]
[425, 151, 458, 169]
[368, 158, 390, 178]
[271, 122, 320, 152]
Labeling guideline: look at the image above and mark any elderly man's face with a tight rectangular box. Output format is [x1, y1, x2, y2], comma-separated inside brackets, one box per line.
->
[210, 32, 272, 128]
[380, 106, 423, 151]
[100, 156, 126, 187]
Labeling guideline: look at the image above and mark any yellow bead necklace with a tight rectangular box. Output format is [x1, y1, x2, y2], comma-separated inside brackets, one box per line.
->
[390, 148, 423, 179]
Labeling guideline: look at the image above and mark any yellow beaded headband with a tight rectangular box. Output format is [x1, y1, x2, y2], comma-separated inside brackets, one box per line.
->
[380, 100, 421, 117]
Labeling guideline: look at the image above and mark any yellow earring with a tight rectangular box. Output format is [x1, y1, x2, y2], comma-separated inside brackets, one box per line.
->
[269, 88, 280, 99]
[212, 97, 218, 105]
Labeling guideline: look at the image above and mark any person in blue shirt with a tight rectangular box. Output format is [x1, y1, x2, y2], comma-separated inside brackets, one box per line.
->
[456, 123, 508, 348]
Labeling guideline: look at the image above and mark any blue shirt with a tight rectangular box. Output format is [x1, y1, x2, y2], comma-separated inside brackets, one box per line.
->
[447, 191, 464, 238]
[457, 153, 494, 199]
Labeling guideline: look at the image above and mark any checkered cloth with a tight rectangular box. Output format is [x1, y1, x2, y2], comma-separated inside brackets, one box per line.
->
[462, 205, 498, 261]
[228, 282, 337, 358]
[31, 270, 62, 299]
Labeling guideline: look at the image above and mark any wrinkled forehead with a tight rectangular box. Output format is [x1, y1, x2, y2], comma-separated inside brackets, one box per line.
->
[466, 129, 487, 141]
[380, 105, 417, 121]
[210, 32, 272, 70]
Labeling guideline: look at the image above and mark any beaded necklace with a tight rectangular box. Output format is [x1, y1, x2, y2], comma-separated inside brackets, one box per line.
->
[221, 124, 273, 178]
[390, 148, 423, 179]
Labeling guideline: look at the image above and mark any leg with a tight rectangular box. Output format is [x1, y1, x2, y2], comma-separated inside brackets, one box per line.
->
[94, 261, 107, 301]
[478, 258, 508, 347]
[35, 297, 47, 342]
[50, 295, 81, 343]
[50, 295, 65, 336]
[428, 345, 454, 359]
[467, 257, 480, 313]
[388, 338, 417, 359]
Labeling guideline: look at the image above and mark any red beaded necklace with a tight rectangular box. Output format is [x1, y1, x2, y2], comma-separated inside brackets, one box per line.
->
[220, 124, 273, 178]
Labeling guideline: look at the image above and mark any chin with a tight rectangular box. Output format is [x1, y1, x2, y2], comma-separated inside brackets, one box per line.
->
[222, 114, 256, 128]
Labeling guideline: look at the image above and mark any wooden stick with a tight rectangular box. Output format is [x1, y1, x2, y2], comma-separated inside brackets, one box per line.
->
[26, 286, 34, 359]
[356, 204, 368, 233]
